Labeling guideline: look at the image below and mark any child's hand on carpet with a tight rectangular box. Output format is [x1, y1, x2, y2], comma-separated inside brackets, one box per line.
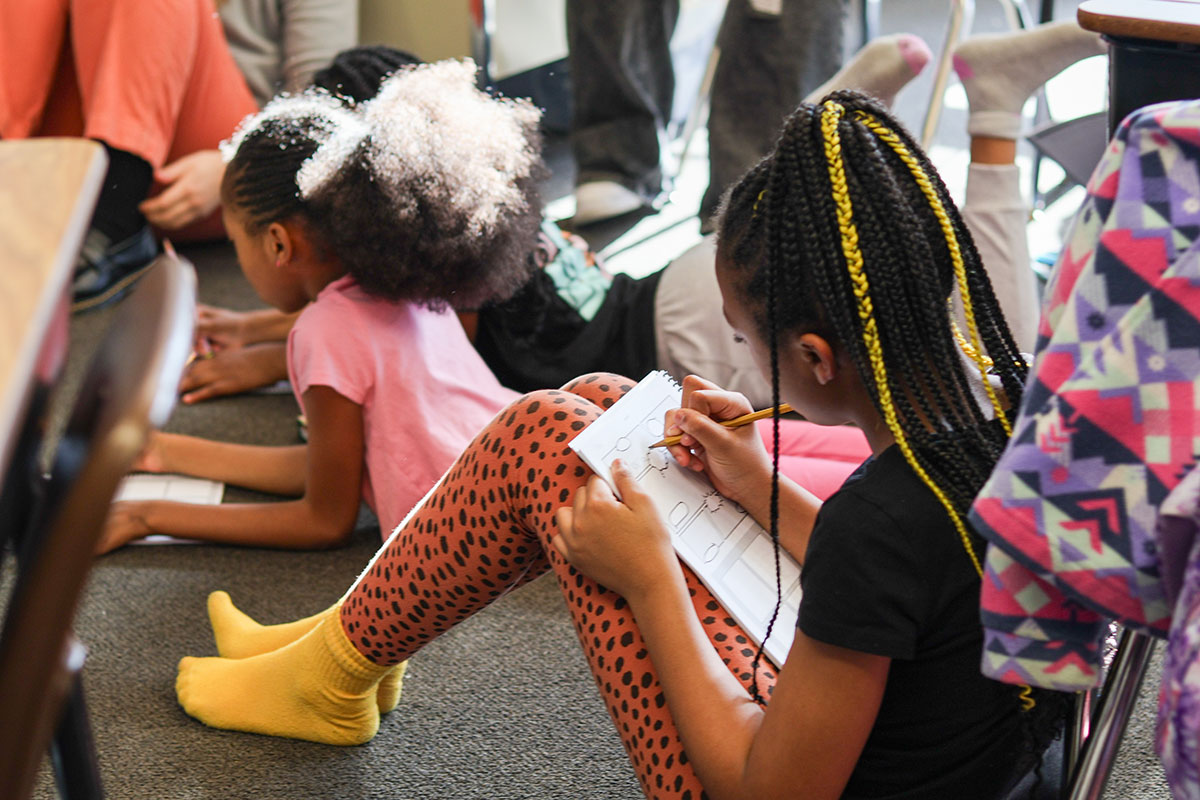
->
[98, 501, 152, 554]
[180, 342, 288, 403]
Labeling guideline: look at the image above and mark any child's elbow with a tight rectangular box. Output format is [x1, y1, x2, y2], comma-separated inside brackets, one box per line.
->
[303, 508, 357, 549]
[309, 521, 354, 549]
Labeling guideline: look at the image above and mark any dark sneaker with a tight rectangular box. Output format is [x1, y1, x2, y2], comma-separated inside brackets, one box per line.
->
[71, 225, 159, 313]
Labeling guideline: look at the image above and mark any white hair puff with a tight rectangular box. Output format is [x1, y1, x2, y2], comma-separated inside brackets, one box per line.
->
[220, 59, 542, 230]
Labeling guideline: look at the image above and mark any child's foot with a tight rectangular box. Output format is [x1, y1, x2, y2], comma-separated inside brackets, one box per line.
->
[207, 590, 408, 712]
[805, 34, 932, 108]
[176, 615, 388, 745]
[208, 590, 329, 658]
[953, 20, 1105, 139]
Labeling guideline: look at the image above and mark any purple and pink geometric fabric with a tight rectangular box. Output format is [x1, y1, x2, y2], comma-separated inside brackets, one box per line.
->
[969, 100, 1200, 692]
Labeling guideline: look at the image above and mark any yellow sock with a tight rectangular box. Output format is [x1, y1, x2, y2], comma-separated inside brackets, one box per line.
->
[376, 661, 407, 713]
[176, 614, 387, 745]
[207, 591, 329, 658]
[206, 590, 408, 713]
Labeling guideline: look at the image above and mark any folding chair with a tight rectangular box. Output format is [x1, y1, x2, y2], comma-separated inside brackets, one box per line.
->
[0, 254, 196, 800]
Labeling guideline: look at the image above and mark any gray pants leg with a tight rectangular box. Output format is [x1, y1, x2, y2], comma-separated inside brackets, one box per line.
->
[700, 0, 845, 221]
[567, 0, 680, 201]
[962, 163, 1039, 352]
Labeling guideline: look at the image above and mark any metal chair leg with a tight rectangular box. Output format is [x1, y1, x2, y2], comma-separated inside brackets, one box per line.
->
[1061, 687, 1095, 796]
[860, 0, 881, 49]
[50, 641, 103, 800]
[1065, 628, 1157, 800]
[669, 41, 722, 186]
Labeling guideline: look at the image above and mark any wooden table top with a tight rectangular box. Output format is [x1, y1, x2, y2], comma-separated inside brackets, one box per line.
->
[0, 138, 105, 475]
[1079, 0, 1200, 46]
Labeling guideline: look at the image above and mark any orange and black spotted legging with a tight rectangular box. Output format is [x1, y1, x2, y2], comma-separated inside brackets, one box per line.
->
[340, 374, 867, 799]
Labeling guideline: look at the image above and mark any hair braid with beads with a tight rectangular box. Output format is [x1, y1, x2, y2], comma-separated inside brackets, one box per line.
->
[716, 92, 1068, 777]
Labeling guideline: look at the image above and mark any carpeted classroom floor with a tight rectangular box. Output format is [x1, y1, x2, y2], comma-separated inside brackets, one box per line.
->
[9, 0, 1178, 794]
[23, 241, 644, 800]
[22, 228, 1175, 800]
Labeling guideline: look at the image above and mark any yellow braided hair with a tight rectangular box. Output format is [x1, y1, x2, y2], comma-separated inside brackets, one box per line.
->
[819, 99, 1035, 712]
[819, 100, 984, 577]
[853, 110, 1011, 436]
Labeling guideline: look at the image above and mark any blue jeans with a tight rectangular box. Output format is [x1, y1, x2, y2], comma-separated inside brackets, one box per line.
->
[566, 0, 844, 221]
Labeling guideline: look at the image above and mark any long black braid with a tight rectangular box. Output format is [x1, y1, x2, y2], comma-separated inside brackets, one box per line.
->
[311, 45, 423, 105]
[717, 91, 1069, 784]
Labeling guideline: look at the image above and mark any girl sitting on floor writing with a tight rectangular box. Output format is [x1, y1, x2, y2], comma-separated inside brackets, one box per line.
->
[98, 61, 542, 552]
[173, 91, 1066, 798]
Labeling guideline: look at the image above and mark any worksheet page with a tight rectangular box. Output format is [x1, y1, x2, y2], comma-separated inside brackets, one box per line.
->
[570, 371, 798, 667]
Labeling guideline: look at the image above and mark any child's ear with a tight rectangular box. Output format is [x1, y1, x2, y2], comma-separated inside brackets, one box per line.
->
[264, 221, 295, 268]
[793, 333, 837, 385]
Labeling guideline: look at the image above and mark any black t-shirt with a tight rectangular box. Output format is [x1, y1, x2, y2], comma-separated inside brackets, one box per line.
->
[798, 446, 1030, 799]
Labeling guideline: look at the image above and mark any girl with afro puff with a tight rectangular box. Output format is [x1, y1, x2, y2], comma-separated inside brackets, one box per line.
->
[98, 62, 540, 553]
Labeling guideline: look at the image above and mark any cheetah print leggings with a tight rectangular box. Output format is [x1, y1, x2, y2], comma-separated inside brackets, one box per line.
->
[341, 374, 867, 799]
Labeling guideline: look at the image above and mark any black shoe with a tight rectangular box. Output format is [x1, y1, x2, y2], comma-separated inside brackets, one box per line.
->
[71, 225, 159, 313]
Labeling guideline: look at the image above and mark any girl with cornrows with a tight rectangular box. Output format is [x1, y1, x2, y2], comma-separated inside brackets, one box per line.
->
[174, 89, 1070, 798]
[97, 62, 540, 553]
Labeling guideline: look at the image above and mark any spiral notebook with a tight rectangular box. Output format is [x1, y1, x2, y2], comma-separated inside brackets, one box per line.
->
[569, 371, 800, 667]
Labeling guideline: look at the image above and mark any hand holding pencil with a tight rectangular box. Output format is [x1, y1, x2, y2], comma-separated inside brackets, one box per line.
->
[651, 403, 793, 448]
[661, 375, 784, 511]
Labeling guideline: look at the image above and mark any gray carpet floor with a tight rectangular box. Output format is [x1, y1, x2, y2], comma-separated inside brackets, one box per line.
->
[26, 243, 642, 800]
[25, 240, 1176, 800]
[14, 0, 1179, 794]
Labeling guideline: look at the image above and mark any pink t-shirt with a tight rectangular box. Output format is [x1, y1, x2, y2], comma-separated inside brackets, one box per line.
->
[288, 275, 519, 537]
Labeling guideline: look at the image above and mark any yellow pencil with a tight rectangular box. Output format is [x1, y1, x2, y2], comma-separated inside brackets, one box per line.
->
[650, 403, 794, 448]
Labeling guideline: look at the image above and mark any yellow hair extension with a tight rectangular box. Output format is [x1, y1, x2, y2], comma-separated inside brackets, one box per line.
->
[819, 101, 1037, 711]
[952, 319, 994, 368]
[818, 100, 984, 578]
[853, 111, 1011, 437]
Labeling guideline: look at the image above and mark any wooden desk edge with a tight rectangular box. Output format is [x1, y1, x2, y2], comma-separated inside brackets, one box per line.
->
[1079, 1, 1200, 47]
[0, 140, 107, 477]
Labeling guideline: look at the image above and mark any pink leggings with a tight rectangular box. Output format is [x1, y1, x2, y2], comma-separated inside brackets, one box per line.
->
[340, 375, 868, 799]
[0, 0, 258, 238]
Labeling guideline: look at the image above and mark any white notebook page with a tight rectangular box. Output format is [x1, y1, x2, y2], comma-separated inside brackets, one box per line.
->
[569, 371, 798, 667]
[114, 474, 224, 545]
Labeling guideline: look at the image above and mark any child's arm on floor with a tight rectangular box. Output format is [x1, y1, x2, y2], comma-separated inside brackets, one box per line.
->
[555, 464, 887, 800]
[133, 431, 306, 495]
[196, 305, 301, 350]
[180, 342, 289, 404]
[99, 386, 364, 552]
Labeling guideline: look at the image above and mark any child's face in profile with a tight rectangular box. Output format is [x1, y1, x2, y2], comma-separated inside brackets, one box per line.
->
[715, 252, 851, 427]
[221, 205, 307, 313]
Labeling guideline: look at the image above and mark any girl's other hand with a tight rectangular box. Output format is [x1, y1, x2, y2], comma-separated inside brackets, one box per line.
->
[97, 501, 152, 554]
[195, 304, 251, 351]
[131, 431, 169, 473]
[663, 374, 773, 508]
[552, 460, 680, 603]
[180, 342, 288, 404]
